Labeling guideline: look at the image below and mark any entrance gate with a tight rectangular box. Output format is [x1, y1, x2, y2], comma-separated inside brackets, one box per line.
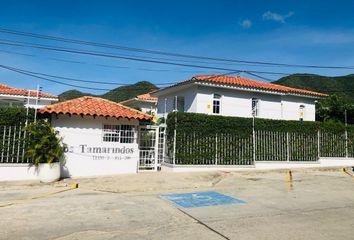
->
[138, 126, 165, 171]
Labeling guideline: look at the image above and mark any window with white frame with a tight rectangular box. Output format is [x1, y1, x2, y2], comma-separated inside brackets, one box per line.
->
[299, 105, 305, 121]
[252, 98, 259, 117]
[173, 96, 185, 112]
[213, 94, 221, 114]
[103, 124, 135, 143]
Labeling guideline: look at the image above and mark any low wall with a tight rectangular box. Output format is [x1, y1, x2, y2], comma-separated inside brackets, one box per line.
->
[0, 164, 38, 181]
[162, 158, 354, 172]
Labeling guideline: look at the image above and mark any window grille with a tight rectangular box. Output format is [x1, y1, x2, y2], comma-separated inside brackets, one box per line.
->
[103, 124, 135, 143]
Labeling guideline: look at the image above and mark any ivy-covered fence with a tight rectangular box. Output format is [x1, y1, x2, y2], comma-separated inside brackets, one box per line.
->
[165, 112, 354, 165]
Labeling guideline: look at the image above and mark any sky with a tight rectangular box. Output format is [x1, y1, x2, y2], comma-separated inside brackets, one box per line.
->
[0, 0, 354, 95]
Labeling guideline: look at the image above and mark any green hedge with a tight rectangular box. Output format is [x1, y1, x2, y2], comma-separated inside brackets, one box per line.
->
[0, 107, 35, 126]
[166, 112, 352, 136]
[166, 112, 354, 165]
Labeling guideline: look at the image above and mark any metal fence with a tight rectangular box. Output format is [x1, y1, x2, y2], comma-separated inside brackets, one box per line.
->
[0, 125, 29, 163]
[165, 129, 354, 165]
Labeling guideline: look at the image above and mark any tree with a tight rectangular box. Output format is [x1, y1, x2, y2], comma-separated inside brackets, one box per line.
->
[316, 94, 354, 124]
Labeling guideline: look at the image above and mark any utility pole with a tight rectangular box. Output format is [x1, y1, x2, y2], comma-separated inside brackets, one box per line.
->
[34, 85, 40, 122]
[34, 84, 42, 122]
[25, 89, 31, 126]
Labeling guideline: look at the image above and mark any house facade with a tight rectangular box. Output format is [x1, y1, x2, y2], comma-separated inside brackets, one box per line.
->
[152, 75, 327, 121]
[39, 96, 152, 177]
[121, 92, 158, 116]
[0, 83, 58, 108]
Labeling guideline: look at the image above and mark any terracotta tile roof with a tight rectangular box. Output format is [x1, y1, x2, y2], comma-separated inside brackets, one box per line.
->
[136, 92, 158, 101]
[0, 83, 58, 99]
[39, 96, 152, 120]
[120, 91, 158, 104]
[155, 75, 328, 97]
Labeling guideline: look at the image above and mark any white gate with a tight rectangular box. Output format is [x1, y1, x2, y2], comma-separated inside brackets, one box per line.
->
[138, 126, 164, 171]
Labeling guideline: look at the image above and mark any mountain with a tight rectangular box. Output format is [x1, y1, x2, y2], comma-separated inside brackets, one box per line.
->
[58, 81, 159, 102]
[58, 90, 91, 102]
[101, 81, 158, 102]
[273, 74, 354, 103]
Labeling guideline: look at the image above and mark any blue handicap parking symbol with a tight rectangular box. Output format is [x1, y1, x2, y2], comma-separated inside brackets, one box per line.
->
[160, 191, 246, 208]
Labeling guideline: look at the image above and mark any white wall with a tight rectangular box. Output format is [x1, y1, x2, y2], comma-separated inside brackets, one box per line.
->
[51, 115, 140, 177]
[196, 86, 284, 119]
[281, 95, 316, 121]
[156, 84, 317, 121]
[157, 86, 198, 118]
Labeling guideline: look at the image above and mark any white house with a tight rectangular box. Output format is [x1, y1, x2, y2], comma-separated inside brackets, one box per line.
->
[38, 96, 152, 178]
[152, 75, 328, 121]
[0, 83, 58, 108]
[120, 91, 158, 115]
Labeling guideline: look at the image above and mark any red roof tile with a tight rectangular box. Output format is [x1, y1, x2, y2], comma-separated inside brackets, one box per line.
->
[39, 96, 152, 120]
[136, 92, 158, 101]
[156, 75, 328, 97]
[0, 84, 58, 99]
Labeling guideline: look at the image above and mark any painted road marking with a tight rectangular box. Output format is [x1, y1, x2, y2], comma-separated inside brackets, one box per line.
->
[160, 191, 246, 208]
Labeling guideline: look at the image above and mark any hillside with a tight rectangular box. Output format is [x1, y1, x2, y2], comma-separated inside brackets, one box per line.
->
[58, 81, 159, 102]
[274, 74, 354, 103]
[101, 81, 158, 102]
[58, 90, 91, 101]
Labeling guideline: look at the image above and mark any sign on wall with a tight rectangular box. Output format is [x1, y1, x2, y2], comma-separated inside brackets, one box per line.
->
[65, 145, 136, 161]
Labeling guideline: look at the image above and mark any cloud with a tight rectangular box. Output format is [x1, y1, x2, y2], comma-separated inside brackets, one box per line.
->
[262, 11, 294, 23]
[239, 19, 252, 29]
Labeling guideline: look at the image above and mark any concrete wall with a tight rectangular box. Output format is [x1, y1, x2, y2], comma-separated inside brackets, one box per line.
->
[156, 85, 317, 121]
[51, 115, 140, 178]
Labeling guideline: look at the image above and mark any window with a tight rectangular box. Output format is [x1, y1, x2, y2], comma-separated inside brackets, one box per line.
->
[213, 94, 221, 114]
[173, 96, 185, 112]
[299, 105, 305, 121]
[103, 124, 135, 143]
[252, 98, 259, 117]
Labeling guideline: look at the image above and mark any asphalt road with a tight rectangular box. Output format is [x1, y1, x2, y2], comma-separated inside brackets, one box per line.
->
[1, 169, 353, 240]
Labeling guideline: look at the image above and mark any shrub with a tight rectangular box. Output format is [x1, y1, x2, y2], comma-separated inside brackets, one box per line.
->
[23, 120, 65, 166]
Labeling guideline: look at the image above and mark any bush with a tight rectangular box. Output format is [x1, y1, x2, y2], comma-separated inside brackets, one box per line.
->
[23, 120, 65, 166]
[0, 107, 35, 126]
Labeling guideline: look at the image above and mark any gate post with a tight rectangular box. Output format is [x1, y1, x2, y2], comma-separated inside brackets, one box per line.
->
[154, 127, 159, 171]
[215, 133, 218, 165]
[286, 132, 290, 162]
[345, 130, 348, 158]
[173, 128, 176, 165]
[317, 129, 321, 160]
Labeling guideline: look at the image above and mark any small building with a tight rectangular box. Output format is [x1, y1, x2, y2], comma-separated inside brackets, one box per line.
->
[120, 92, 158, 115]
[39, 96, 152, 177]
[0, 83, 58, 108]
[152, 75, 328, 121]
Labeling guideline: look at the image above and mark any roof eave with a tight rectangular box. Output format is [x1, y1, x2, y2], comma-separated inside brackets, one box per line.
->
[38, 110, 152, 121]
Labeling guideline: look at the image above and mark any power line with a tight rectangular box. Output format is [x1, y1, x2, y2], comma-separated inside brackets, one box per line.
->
[0, 39, 291, 76]
[1, 27, 354, 70]
[0, 48, 216, 74]
[0, 64, 241, 92]
[2, 66, 178, 86]
[0, 64, 113, 91]
[1, 63, 351, 95]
